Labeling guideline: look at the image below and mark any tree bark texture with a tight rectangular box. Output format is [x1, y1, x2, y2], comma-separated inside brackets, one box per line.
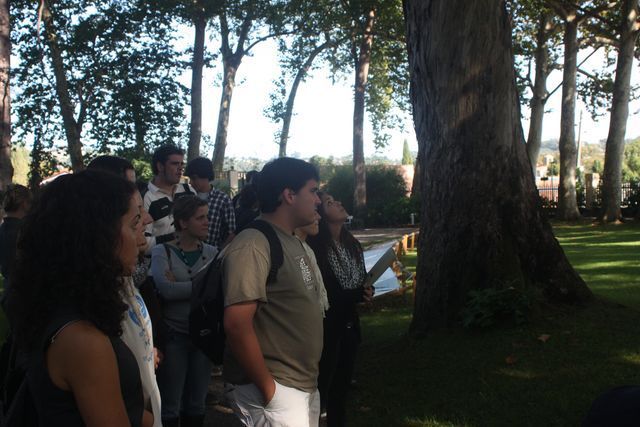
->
[556, 15, 580, 220]
[352, 9, 375, 221]
[600, 0, 639, 222]
[279, 40, 334, 158]
[42, 1, 84, 172]
[404, 0, 592, 334]
[526, 12, 552, 175]
[212, 58, 239, 178]
[212, 12, 251, 178]
[188, 10, 206, 161]
[0, 0, 12, 190]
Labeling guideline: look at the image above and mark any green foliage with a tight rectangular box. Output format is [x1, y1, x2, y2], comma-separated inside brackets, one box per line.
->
[511, 0, 562, 111]
[591, 159, 603, 174]
[132, 159, 154, 182]
[461, 287, 532, 329]
[401, 139, 413, 165]
[323, 165, 354, 212]
[546, 160, 559, 176]
[12, 0, 188, 160]
[324, 165, 412, 226]
[577, 66, 616, 119]
[623, 138, 640, 182]
[623, 182, 640, 216]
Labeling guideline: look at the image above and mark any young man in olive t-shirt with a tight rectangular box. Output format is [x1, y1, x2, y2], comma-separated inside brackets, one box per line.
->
[222, 158, 323, 427]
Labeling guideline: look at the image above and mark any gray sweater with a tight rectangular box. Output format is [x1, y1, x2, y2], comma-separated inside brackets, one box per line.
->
[151, 242, 218, 334]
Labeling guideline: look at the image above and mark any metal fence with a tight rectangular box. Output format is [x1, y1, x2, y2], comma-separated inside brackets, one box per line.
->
[537, 182, 637, 206]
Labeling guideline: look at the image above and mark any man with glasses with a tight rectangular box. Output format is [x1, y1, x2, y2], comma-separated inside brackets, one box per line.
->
[143, 145, 195, 251]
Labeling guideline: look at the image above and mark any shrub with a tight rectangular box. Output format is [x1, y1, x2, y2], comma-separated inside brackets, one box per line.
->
[324, 165, 414, 227]
[461, 287, 532, 329]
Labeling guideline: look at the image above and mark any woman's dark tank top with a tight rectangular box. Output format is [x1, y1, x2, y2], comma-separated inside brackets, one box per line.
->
[27, 311, 144, 426]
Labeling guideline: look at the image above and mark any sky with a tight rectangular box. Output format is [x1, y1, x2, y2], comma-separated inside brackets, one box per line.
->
[178, 34, 416, 163]
[180, 26, 640, 165]
[520, 49, 640, 146]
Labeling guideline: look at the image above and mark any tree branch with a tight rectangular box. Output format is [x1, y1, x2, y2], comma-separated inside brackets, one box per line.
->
[244, 29, 299, 54]
[234, 12, 254, 57]
[219, 11, 231, 58]
[544, 45, 602, 101]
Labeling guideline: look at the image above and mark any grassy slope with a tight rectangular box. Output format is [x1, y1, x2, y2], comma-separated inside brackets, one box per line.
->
[349, 222, 640, 427]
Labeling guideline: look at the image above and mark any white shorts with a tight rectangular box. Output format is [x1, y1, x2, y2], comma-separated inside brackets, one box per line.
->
[225, 380, 320, 427]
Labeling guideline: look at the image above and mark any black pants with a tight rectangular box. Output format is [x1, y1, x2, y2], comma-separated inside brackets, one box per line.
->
[318, 321, 360, 427]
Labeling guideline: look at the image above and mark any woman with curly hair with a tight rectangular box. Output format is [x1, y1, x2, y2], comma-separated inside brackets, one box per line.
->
[151, 195, 217, 427]
[9, 170, 152, 427]
[307, 192, 374, 427]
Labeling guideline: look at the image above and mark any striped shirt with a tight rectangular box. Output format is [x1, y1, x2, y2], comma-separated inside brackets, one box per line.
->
[143, 180, 195, 252]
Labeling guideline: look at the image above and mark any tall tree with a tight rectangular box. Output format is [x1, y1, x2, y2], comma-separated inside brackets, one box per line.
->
[340, 0, 407, 221]
[549, 0, 615, 220]
[404, 0, 591, 333]
[513, 0, 561, 173]
[0, 0, 11, 189]
[267, 0, 408, 221]
[189, 4, 207, 160]
[401, 138, 412, 165]
[211, 0, 291, 177]
[13, 1, 186, 170]
[262, 0, 344, 157]
[40, 0, 84, 172]
[600, 0, 640, 222]
[352, 8, 375, 220]
[268, 36, 336, 157]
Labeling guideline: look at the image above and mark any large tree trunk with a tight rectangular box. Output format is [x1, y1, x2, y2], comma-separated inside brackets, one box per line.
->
[0, 0, 12, 190]
[188, 10, 206, 161]
[404, 0, 591, 334]
[211, 57, 239, 177]
[352, 9, 375, 222]
[42, 1, 84, 172]
[526, 12, 552, 175]
[556, 15, 580, 221]
[279, 40, 334, 158]
[600, 0, 639, 223]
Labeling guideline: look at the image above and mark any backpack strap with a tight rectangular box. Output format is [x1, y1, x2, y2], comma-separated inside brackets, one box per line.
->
[246, 220, 283, 285]
[183, 183, 194, 195]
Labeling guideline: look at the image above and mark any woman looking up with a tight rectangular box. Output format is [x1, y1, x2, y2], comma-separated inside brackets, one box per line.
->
[9, 170, 151, 427]
[151, 195, 217, 427]
[307, 192, 373, 427]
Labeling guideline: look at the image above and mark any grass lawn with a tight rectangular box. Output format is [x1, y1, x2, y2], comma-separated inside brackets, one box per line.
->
[349, 221, 640, 426]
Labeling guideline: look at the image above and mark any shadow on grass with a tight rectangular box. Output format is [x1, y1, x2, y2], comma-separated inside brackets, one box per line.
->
[347, 222, 640, 426]
[350, 297, 640, 427]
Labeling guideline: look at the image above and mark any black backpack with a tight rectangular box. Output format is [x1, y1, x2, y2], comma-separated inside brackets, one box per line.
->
[189, 220, 283, 364]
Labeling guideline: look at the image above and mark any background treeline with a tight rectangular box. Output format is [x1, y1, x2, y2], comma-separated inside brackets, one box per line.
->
[1, 0, 640, 224]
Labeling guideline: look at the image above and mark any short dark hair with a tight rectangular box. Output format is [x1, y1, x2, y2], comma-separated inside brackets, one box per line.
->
[151, 145, 185, 175]
[2, 184, 31, 212]
[173, 195, 208, 231]
[10, 170, 136, 347]
[185, 157, 214, 181]
[258, 157, 319, 213]
[87, 155, 134, 179]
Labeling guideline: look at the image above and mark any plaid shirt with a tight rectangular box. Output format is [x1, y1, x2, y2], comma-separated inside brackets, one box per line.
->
[206, 188, 236, 248]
